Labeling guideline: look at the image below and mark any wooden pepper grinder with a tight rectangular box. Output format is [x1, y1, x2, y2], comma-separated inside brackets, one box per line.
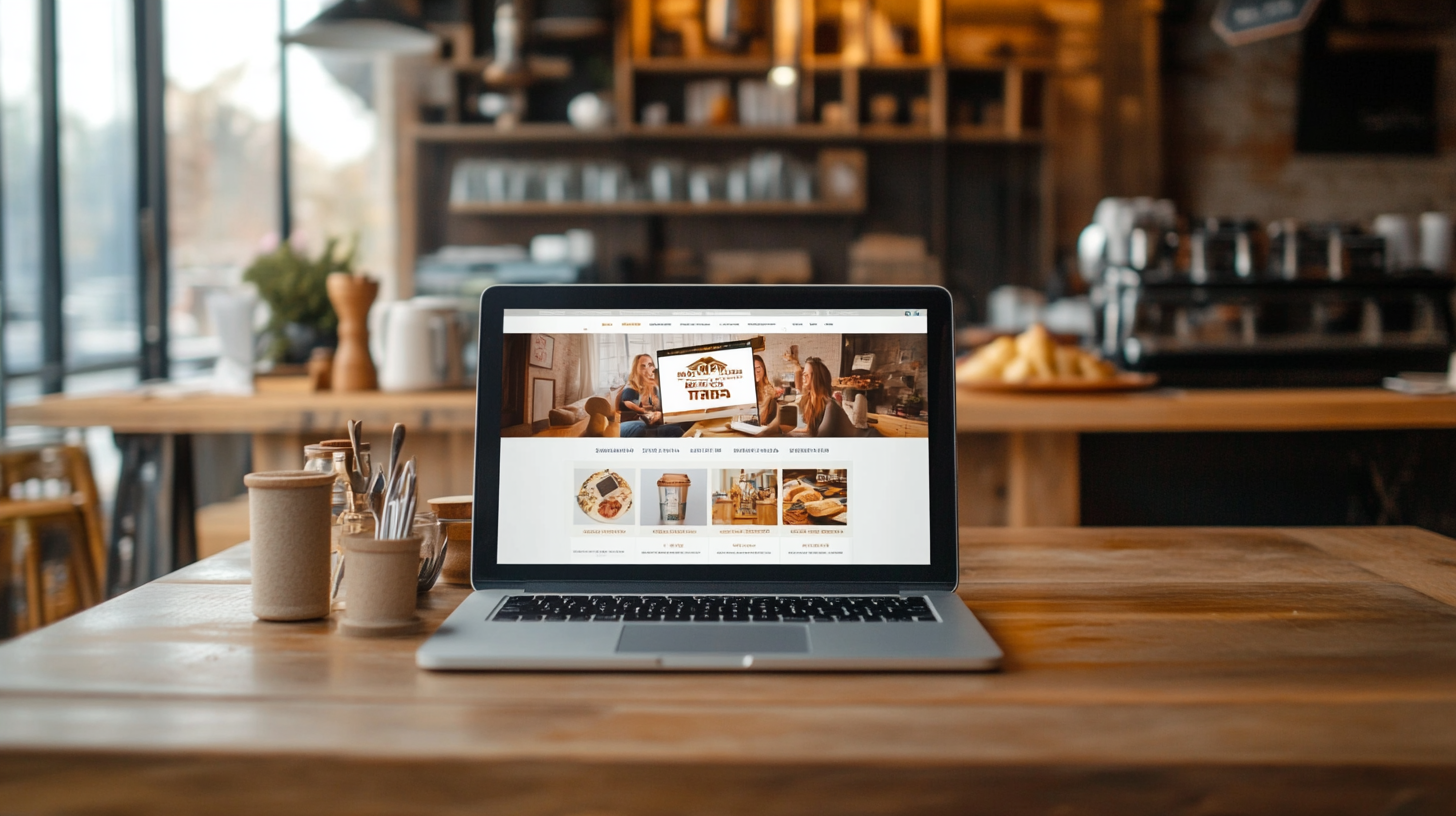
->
[326, 273, 378, 392]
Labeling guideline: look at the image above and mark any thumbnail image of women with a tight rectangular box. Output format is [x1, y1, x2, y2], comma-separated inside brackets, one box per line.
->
[753, 354, 781, 425]
[620, 354, 687, 438]
[788, 355, 858, 437]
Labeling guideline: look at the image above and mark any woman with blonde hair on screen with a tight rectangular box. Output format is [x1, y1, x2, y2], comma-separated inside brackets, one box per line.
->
[787, 356, 858, 437]
[620, 353, 685, 438]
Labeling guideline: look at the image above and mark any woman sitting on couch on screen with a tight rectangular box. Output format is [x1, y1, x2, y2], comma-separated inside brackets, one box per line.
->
[788, 356, 859, 438]
[620, 354, 686, 438]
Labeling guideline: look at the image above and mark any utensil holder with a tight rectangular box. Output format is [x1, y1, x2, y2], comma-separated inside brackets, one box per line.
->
[339, 534, 423, 637]
[244, 470, 336, 621]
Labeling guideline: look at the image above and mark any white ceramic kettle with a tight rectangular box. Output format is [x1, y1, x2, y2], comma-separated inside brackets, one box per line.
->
[376, 297, 464, 392]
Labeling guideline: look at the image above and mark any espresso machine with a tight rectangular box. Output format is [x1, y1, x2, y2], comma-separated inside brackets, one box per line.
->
[1082, 199, 1456, 387]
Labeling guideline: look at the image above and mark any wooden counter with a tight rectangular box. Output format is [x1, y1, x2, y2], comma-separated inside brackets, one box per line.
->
[955, 385, 1456, 432]
[954, 386, 1456, 527]
[3, 526, 1456, 814]
[18, 384, 1450, 436]
[7, 383, 478, 434]
[11, 385, 1456, 529]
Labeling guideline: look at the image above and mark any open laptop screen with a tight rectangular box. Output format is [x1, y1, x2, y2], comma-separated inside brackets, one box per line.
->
[496, 308, 930, 566]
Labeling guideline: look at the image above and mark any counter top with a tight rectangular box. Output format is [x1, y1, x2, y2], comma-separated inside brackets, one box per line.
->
[3, 526, 1456, 813]
[954, 385, 1456, 432]
[11, 382, 1456, 435]
[8, 381, 479, 434]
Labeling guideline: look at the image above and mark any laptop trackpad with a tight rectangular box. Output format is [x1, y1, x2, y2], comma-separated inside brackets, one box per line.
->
[616, 624, 809, 653]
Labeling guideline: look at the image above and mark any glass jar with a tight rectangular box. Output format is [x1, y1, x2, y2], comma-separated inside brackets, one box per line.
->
[304, 439, 368, 517]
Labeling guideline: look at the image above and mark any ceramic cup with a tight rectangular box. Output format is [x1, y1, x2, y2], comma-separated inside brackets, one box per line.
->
[244, 470, 336, 621]
[339, 534, 423, 637]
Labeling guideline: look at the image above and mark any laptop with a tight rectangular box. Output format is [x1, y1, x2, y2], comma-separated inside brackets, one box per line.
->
[417, 285, 1002, 671]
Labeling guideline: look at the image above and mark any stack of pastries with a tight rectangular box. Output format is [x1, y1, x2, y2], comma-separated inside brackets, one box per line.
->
[957, 324, 1118, 385]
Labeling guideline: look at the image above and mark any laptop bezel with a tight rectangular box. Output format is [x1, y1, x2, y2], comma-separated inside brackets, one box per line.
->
[471, 285, 959, 591]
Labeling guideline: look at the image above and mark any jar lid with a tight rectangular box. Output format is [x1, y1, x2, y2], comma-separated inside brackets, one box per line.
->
[657, 473, 691, 486]
[305, 439, 369, 457]
[427, 495, 474, 519]
[244, 470, 338, 489]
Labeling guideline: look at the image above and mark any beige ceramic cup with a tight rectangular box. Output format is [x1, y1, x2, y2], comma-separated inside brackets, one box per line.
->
[244, 470, 336, 621]
[339, 534, 422, 637]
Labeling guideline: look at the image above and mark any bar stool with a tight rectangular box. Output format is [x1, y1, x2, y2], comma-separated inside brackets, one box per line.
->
[0, 445, 106, 639]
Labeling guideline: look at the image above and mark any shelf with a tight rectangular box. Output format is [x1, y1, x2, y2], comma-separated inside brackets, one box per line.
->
[949, 126, 1045, 144]
[856, 125, 938, 141]
[411, 123, 616, 142]
[448, 201, 864, 216]
[412, 122, 1045, 145]
[631, 57, 775, 74]
[858, 62, 941, 72]
[945, 59, 1054, 72]
[623, 124, 860, 140]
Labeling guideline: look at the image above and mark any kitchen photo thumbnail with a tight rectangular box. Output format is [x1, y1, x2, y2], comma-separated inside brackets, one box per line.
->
[711, 468, 779, 526]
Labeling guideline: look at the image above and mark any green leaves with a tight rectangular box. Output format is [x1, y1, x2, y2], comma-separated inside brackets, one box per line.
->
[243, 237, 357, 361]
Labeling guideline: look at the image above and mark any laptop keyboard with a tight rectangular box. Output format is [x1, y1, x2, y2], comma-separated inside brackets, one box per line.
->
[492, 595, 937, 622]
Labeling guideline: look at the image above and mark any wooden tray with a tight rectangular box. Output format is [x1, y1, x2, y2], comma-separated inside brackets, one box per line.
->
[958, 373, 1159, 393]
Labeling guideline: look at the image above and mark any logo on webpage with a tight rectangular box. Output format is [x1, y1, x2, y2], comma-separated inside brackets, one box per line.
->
[682, 356, 732, 376]
[678, 356, 744, 400]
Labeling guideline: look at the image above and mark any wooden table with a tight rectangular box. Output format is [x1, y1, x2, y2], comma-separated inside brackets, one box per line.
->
[3, 526, 1456, 814]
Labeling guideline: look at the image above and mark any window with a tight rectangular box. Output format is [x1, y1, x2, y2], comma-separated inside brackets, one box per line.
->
[1, 0, 44, 402]
[163, 0, 281, 371]
[60, 0, 140, 385]
[3, 0, 395, 394]
[284, 0, 391, 292]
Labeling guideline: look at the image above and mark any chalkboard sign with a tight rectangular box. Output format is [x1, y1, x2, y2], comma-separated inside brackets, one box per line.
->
[1211, 0, 1324, 46]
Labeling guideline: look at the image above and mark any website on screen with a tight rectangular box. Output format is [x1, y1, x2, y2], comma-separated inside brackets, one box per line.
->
[496, 309, 931, 565]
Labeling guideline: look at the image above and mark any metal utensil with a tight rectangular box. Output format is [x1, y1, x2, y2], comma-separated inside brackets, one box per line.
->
[388, 423, 405, 485]
[379, 457, 416, 539]
[417, 536, 448, 593]
[367, 466, 384, 530]
[347, 420, 367, 486]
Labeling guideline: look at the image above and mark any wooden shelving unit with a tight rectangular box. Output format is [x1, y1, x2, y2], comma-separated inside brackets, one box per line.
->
[397, 0, 1055, 306]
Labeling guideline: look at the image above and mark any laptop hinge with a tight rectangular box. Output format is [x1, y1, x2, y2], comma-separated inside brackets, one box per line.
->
[518, 582, 902, 594]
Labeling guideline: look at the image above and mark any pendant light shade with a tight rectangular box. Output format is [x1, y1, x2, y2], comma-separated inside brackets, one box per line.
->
[285, 0, 440, 54]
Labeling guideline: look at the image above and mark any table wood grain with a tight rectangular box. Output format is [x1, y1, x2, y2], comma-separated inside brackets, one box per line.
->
[3, 527, 1456, 814]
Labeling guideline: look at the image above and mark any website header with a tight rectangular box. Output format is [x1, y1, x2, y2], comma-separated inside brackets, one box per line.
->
[504, 309, 926, 335]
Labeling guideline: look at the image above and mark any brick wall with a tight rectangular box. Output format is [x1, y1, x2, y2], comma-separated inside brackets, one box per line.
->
[1163, 0, 1456, 222]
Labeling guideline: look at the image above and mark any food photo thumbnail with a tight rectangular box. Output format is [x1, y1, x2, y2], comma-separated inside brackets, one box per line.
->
[574, 468, 636, 526]
[781, 468, 848, 525]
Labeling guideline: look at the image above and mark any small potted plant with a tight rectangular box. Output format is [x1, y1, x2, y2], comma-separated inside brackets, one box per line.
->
[902, 390, 924, 417]
[243, 237, 356, 365]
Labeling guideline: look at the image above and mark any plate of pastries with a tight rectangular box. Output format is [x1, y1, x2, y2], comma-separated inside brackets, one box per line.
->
[781, 480, 848, 525]
[956, 325, 1157, 392]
